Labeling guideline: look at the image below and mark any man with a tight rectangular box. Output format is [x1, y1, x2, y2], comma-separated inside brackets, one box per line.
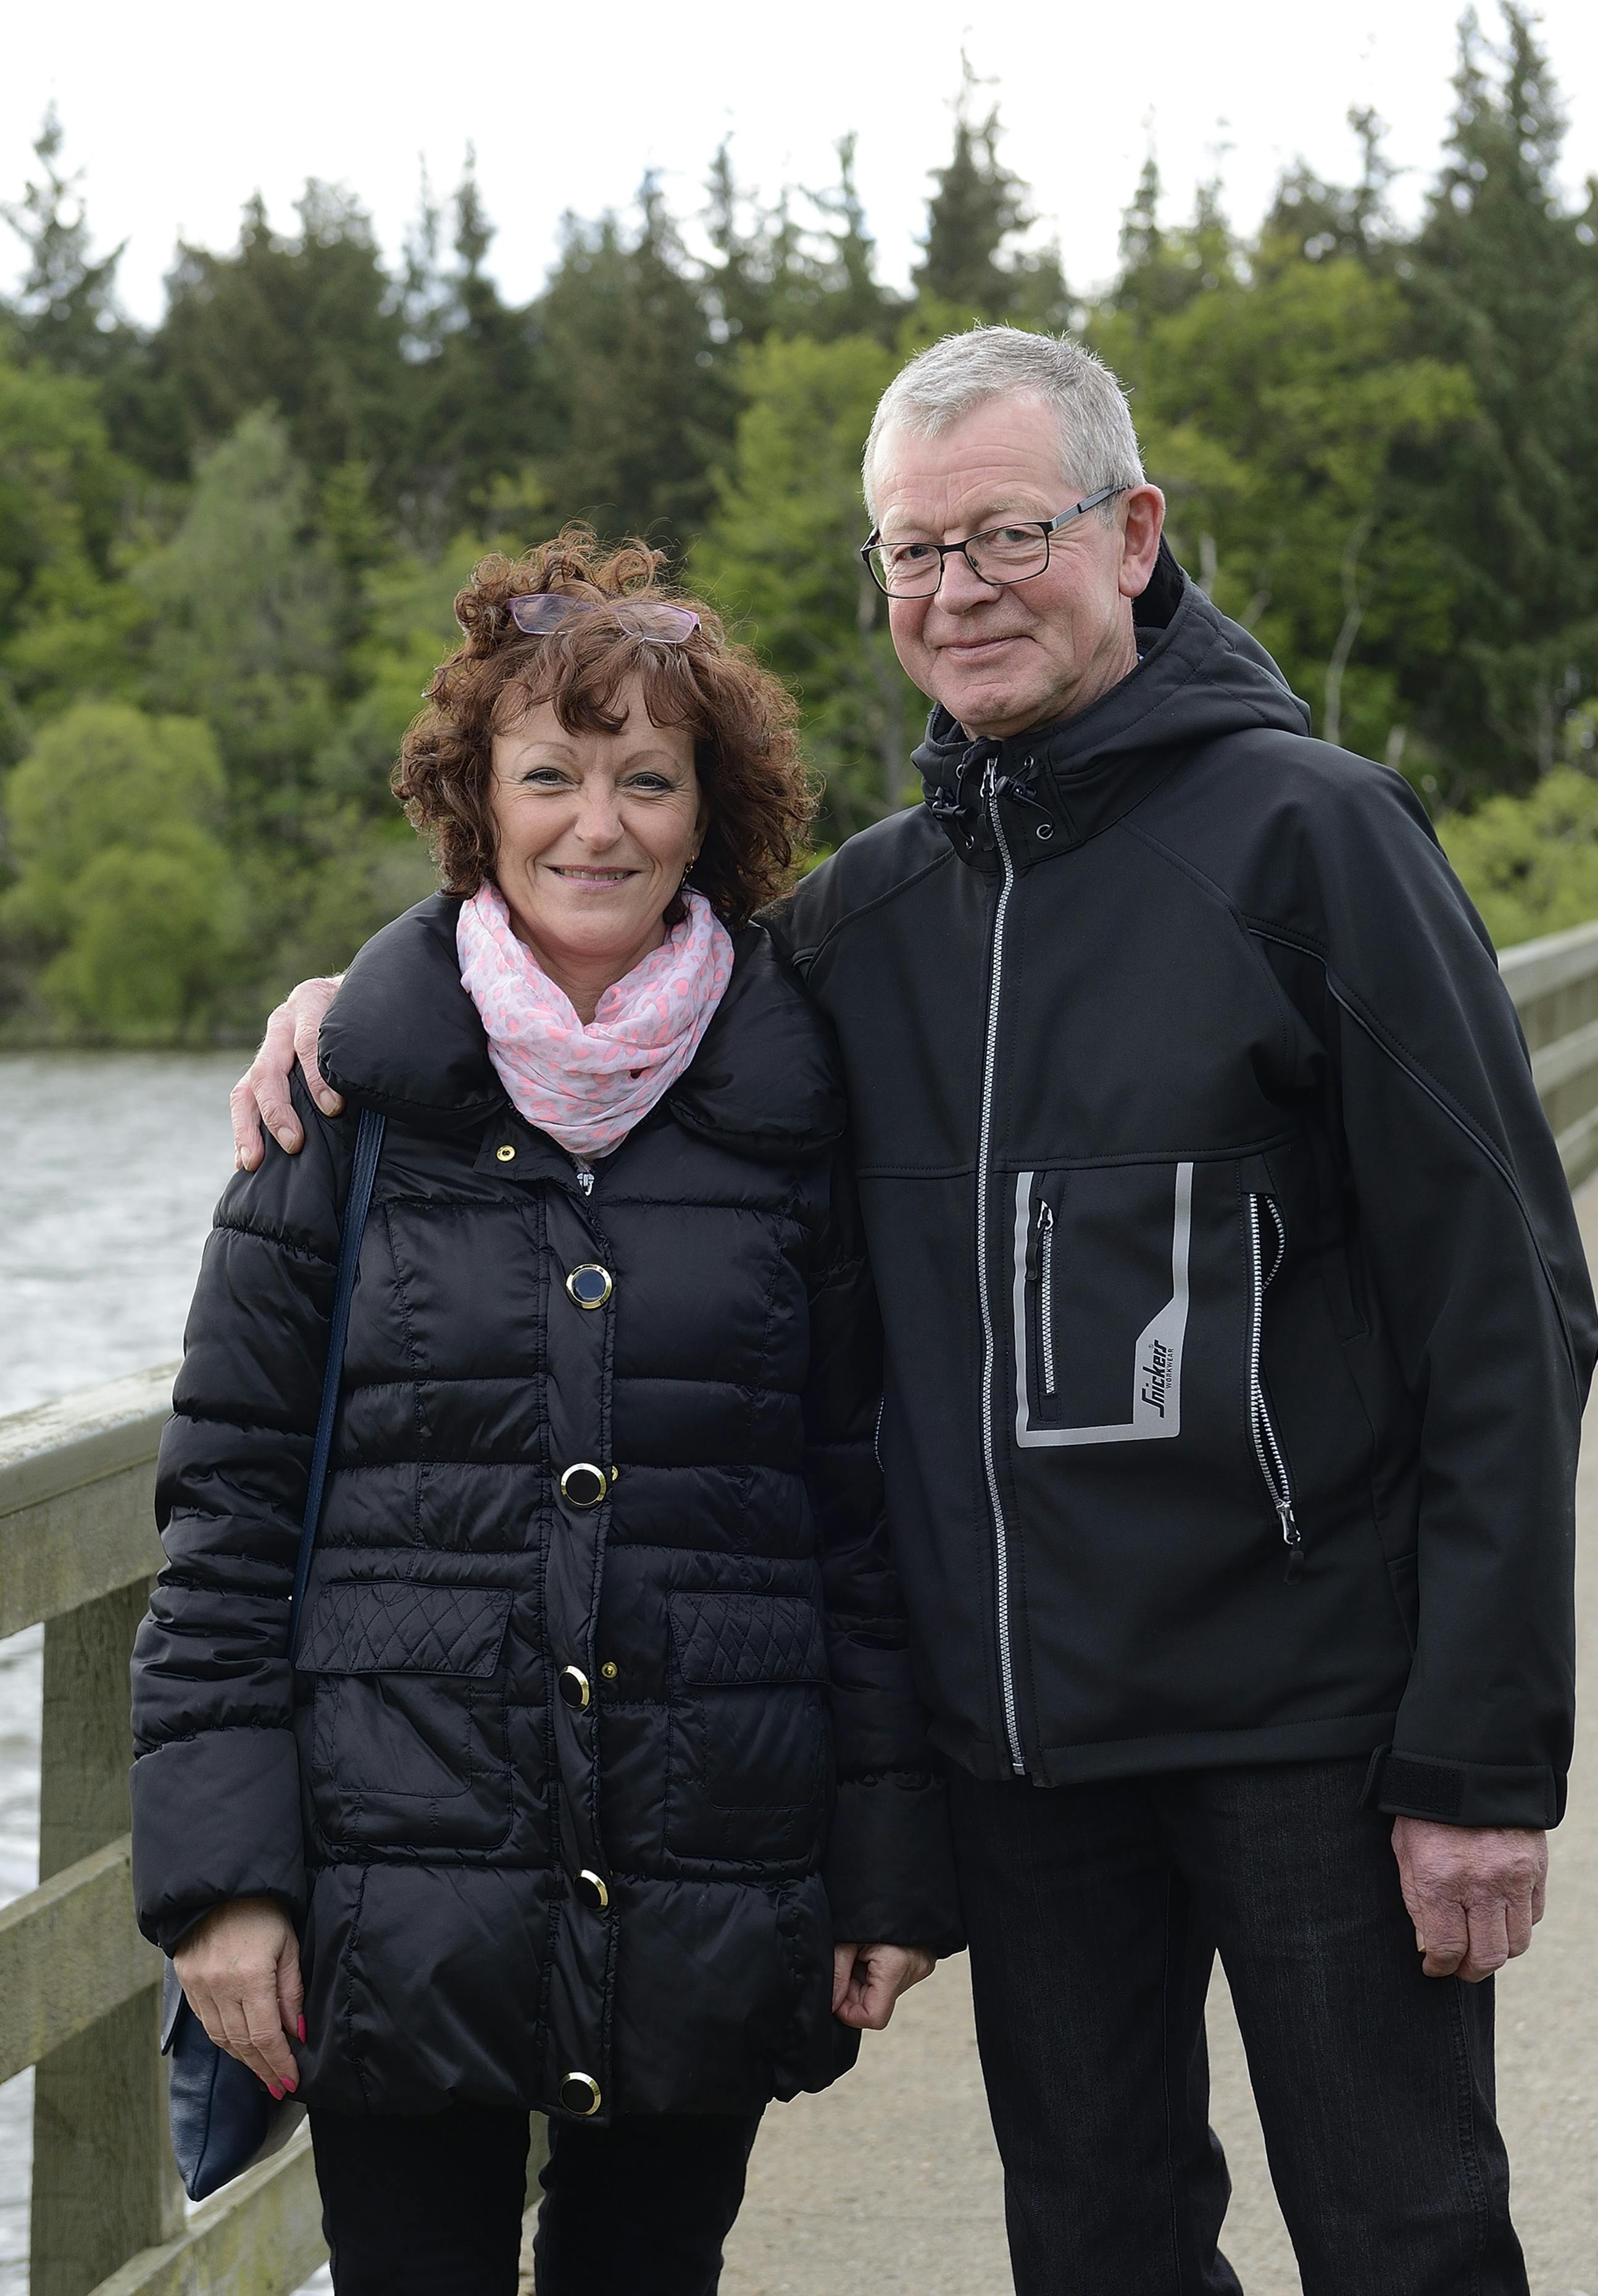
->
[238, 328, 1593, 2292]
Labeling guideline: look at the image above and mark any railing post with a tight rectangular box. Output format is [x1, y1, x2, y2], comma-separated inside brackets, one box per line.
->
[29, 1579, 184, 2296]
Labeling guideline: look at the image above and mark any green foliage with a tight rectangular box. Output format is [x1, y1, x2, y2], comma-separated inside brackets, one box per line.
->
[41, 834, 240, 1039]
[397, 157, 544, 534]
[310, 533, 489, 813]
[6, 27, 1598, 1035]
[1096, 250, 1476, 766]
[695, 330, 925, 838]
[0, 356, 141, 727]
[1400, 4, 1598, 794]
[535, 181, 731, 547]
[133, 408, 344, 812]
[1439, 770, 1598, 948]
[0, 702, 239, 1039]
[247, 809, 438, 992]
[705, 138, 903, 351]
[1, 107, 130, 380]
[159, 187, 410, 499]
[913, 63, 1070, 328]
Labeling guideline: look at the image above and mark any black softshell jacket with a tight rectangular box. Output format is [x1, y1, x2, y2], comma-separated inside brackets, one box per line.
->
[768, 547, 1596, 1829]
[130, 901, 960, 2123]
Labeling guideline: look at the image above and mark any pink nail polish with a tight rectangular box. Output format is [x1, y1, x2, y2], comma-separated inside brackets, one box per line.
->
[297, 2015, 307, 2042]
[267, 2083, 284, 2101]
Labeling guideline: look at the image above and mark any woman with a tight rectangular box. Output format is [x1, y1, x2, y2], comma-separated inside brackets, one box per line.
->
[130, 533, 960, 2295]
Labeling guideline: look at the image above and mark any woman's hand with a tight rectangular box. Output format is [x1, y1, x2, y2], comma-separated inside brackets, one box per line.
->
[231, 976, 345, 1170]
[831, 1942, 936, 2031]
[173, 1897, 304, 2097]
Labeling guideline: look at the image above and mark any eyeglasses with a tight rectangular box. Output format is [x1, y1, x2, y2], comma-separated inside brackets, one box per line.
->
[507, 593, 702, 643]
[859, 488, 1126, 599]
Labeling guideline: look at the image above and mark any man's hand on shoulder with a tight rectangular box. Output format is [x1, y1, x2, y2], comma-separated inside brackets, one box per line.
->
[1391, 1816, 1547, 1982]
[231, 976, 345, 1170]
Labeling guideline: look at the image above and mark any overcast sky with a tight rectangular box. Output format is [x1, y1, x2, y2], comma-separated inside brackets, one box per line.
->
[5, 0, 1598, 327]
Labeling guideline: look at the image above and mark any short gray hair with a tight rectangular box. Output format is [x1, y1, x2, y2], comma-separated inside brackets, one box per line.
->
[862, 327, 1145, 525]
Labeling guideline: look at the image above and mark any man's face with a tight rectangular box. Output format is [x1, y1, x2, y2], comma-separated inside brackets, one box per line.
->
[870, 396, 1165, 741]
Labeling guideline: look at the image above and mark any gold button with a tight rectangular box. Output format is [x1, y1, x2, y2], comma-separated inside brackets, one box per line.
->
[558, 1665, 591, 1711]
[495, 1144, 516, 1163]
[559, 1462, 609, 1509]
[575, 1868, 610, 1911]
[600, 1661, 618, 1681]
[565, 1263, 614, 1310]
[559, 2071, 602, 2116]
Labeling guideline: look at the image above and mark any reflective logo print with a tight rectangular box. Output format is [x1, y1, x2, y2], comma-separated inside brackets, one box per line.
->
[1011, 1164, 1193, 1449]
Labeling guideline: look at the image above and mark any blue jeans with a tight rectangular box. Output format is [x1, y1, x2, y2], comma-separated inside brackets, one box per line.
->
[946, 1756, 1526, 2295]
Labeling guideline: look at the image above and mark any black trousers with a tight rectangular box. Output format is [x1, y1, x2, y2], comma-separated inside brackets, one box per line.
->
[947, 1755, 1526, 2296]
[309, 2099, 762, 2295]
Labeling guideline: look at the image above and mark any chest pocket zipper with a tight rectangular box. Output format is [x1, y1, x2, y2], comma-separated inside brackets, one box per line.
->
[1246, 1193, 1303, 1582]
[1038, 1202, 1057, 1396]
[1023, 1198, 1059, 1399]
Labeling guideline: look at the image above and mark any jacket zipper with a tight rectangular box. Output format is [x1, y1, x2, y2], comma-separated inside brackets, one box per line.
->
[1246, 1192, 1302, 1579]
[1025, 1197, 1058, 1397]
[1038, 1204, 1057, 1396]
[977, 760, 1027, 1776]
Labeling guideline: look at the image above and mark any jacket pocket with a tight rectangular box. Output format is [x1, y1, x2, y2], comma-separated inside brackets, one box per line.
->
[1013, 1163, 1192, 1446]
[664, 1592, 830, 1870]
[1244, 1192, 1303, 1578]
[298, 1580, 515, 1851]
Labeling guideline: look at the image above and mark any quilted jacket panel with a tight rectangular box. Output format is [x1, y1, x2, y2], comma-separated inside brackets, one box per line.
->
[294, 1581, 513, 1678]
[668, 1591, 829, 1687]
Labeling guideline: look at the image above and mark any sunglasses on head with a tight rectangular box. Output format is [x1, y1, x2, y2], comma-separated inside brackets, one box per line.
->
[506, 593, 701, 644]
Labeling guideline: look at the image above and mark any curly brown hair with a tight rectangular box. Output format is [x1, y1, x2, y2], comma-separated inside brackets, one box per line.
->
[393, 529, 814, 927]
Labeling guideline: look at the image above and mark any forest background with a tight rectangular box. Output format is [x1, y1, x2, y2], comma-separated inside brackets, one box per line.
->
[4, 6, 1598, 1041]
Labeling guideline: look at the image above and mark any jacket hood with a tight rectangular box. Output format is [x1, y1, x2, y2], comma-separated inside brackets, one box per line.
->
[913, 539, 1310, 864]
[320, 892, 846, 1160]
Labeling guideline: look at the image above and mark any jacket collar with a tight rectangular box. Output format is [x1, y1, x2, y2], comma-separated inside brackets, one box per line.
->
[318, 894, 845, 1163]
[913, 541, 1310, 868]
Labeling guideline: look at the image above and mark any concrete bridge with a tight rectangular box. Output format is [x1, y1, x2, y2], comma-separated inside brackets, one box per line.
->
[5, 915, 1598, 2296]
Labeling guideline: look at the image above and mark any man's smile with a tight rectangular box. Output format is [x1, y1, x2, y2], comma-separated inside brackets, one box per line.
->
[938, 631, 1030, 661]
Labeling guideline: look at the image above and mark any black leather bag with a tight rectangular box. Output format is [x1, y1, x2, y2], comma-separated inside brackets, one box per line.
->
[162, 1107, 385, 2202]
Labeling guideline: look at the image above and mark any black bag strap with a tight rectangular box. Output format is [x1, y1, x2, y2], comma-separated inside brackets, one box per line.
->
[287, 1105, 385, 1655]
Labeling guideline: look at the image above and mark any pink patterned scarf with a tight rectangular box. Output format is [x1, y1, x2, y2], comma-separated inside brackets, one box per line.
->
[456, 881, 734, 1160]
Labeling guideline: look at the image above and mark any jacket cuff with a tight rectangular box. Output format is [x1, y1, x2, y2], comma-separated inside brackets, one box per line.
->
[822, 1775, 965, 1955]
[1365, 1746, 1565, 1829]
[130, 1727, 306, 1952]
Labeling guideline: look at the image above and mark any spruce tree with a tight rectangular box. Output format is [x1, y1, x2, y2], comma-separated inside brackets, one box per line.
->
[407, 152, 543, 536]
[535, 176, 733, 547]
[913, 65, 1065, 324]
[1, 109, 128, 376]
[157, 185, 410, 501]
[1110, 157, 1234, 328]
[1406, 2, 1598, 787]
[1259, 109, 1394, 275]
[810, 137, 902, 343]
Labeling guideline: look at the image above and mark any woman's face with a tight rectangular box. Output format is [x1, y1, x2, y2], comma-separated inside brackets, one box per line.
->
[488, 674, 708, 989]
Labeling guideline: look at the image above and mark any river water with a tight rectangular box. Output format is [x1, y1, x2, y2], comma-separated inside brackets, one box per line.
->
[0, 1052, 331, 2290]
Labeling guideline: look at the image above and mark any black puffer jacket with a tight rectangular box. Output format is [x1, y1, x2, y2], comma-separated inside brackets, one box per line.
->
[130, 897, 959, 2124]
[769, 547, 1596, 1829]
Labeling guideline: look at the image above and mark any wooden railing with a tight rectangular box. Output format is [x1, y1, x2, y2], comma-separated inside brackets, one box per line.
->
[0, 1363, 328, 2296]
[4, 915, 1598, 2292]
[1499, 916, 1598, 1186]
